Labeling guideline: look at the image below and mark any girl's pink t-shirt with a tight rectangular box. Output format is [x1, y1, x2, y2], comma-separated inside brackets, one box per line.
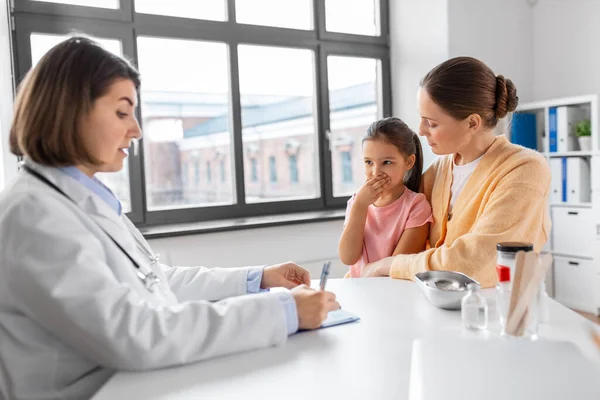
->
[344, 188, 433, 278]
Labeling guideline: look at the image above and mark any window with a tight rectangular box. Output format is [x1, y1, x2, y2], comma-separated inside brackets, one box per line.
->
[30, 34, 122, 66]
[135, 0, 227, 21]
[194, 162, 201, 186]
[251, 158, 258, 183]
[325, 0, 380, 36]
[137, 37, 234, 210]
[181, 162, 189, 186]
[206, 161, 212, 183]
[235, 0, 312, 30]
[11, 2, 389, 225]
[239, 45, 319, 202]
[341, 151, 353, 183]
[220, 159, 226, 183]
[289, 155, 299, 184]
[32, 0, 119, 8]
[328, 56, 382, 197]
[269, 156, 277, 183]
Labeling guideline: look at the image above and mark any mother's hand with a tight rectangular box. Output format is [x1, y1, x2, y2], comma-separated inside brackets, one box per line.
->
[361, 256, 393, 277]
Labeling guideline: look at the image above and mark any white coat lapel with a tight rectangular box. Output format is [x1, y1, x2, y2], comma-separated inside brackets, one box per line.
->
[25, 161, 145, 267]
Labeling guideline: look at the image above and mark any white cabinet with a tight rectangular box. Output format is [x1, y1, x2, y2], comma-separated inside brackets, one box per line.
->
[551, 207, 594, 257]
[592, 158, 600, 191]
[554, 256, 596, 313]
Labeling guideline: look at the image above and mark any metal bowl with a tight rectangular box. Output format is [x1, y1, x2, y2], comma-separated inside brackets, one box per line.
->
[414, 271, 480, 310]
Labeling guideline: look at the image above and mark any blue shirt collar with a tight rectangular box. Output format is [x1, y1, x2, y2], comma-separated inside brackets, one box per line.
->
[57, 166, 122, 215]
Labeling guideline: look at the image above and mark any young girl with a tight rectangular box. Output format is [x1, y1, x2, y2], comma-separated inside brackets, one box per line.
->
[339, 117, 433, 278]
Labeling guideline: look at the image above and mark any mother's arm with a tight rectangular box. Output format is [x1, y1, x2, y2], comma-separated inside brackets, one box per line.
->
[363, 167, 551, 288]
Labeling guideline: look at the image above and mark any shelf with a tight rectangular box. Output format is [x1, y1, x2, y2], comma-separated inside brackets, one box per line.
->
[546, 151, 594, 158]
[550, 252, 594, 261]
[551, 203, 593, 208]
[517, 95, 597, 112]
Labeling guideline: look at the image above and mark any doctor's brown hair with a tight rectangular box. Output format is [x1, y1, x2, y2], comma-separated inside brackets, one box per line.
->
[9, 36, 140, 166]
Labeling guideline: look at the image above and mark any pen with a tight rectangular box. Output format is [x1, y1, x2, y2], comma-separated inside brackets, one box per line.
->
[319, 261, 331, 291]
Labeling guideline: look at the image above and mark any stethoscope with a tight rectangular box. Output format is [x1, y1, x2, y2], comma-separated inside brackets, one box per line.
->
[22, 163, 161, 293]
[125, 220, 162, 292]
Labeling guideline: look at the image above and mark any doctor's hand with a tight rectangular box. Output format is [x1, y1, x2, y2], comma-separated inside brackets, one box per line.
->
[261, 262, 311, 290]
[291, 285, 341, 330]
[360, 256, 393, 278]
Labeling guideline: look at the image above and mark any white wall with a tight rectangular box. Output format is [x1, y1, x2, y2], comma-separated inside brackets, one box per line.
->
[0, 0, 16, 191]
[148, 219, 347, 279]
[448, 0, 534, 103]
[389, 0, 450, 169]
[533, 0, 600, 100]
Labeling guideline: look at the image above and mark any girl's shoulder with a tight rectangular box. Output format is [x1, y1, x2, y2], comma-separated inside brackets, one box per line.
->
[403, 187, 430, 206]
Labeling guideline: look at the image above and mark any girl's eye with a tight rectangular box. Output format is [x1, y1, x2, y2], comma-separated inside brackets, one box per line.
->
[117, 111, 128, 118]
[428, 121, 437, 128]
[383, 160, 392, 165]
[364, 160, 372, 165]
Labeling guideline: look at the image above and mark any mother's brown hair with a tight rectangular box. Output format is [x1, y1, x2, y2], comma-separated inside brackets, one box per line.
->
[420, 56, 518, 129]
[9, 36, 140, 166]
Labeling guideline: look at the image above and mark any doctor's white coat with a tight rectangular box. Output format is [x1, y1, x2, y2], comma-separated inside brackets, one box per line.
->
[0, 161, 289, 400]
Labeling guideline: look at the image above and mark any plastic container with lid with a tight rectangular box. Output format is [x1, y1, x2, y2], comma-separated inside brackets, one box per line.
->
[496, 242, 543, 339]
[496, 242, 534, 290]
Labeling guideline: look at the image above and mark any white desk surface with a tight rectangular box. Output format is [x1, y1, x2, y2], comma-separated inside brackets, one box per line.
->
[92, 278, 600, 400]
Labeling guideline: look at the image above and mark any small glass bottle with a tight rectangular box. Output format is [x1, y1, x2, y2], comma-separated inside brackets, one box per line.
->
[461, 283, 488, 330]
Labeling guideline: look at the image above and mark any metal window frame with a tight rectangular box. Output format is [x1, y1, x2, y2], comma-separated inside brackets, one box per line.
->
[315, 0, 389, 44]
[14, 0, 133, 21]
[9, 0, 391, 228]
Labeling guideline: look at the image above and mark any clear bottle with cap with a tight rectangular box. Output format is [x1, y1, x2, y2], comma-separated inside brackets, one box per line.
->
[461, 283, 488, 330]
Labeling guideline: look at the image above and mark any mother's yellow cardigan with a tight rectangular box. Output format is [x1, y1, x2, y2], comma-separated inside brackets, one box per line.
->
[390, 135, 551, 288]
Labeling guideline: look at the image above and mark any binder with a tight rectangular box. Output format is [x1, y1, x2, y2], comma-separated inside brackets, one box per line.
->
[549, 107, 557, 152]
[566, 157, 591, 203]
[511, 113, 537, 150]
[549, 158, 563, 203]
[557, 106, 586, 152]
[562, 158, 568, 202]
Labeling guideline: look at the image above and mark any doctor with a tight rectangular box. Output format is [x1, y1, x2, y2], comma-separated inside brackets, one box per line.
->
[0, 37, 340, 400]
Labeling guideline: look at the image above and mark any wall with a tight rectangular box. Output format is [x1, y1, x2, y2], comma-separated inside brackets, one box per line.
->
[448, 0, 534, 104]
[147, 219, 347, 279]
[533, 0, 600, 101]
[389, 0, 535, 168]
[389, 0, 450, 169]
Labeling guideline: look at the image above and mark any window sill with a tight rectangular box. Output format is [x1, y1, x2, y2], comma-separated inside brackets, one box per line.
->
[139, 209, 346, 239]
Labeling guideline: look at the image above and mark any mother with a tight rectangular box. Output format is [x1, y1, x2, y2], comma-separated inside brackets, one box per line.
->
[363, 57, 551, 287]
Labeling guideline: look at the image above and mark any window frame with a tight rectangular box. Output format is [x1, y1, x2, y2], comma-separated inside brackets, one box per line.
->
[9, 0, 391, 228]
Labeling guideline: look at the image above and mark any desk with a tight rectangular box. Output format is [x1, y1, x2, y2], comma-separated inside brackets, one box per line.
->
[92, 278, 600, 399]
